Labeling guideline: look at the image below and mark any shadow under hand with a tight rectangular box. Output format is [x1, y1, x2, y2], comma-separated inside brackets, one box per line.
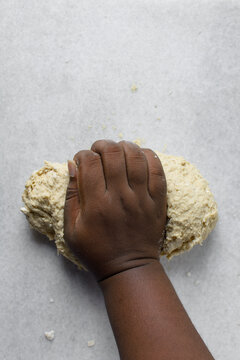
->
[27, 223, 99, 286]
[28, 226, 102, 301]
[60, 254, 101, 301]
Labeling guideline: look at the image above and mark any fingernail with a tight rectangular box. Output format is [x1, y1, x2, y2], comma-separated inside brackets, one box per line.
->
[67, 160, 77, 178]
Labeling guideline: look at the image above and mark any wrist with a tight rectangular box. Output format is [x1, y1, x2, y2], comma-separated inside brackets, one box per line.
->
[99, 259, 164, 291]
[94, 251, 161, 283]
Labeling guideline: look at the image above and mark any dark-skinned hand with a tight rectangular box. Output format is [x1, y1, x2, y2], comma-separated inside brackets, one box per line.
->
[64, 139, 167, 281]
[63, 139, 214, 360]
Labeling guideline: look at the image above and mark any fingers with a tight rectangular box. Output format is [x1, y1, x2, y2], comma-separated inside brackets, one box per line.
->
[119, 141, 148, 191]
[64, 160, 80, 238]
[73, 150, 106, 204]
[67, 141, 166, 214]
[91, 140, 129, 190]
[141, 149, 167, 204]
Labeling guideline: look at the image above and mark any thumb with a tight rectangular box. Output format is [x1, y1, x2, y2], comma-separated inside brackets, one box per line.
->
[64, 160, 80, 238]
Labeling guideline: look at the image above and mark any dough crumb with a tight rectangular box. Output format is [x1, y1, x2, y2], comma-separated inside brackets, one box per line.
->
[131, 84, 138, 92]
[118, 132, 123, 139]
[186, 271, 192, 277]
[195, 280, 200, 285]
[87, 339, 95, 347]
[44, 330, 55, 341]
[49, 298, 54, 303]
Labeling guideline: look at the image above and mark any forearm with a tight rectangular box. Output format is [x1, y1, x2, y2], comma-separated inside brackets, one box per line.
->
[100, 261, 214, 360]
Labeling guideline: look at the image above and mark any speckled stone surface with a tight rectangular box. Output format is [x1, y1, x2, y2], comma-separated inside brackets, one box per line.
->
[1, 1, 239, 359]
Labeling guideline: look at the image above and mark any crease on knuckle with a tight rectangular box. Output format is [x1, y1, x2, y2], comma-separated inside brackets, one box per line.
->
[128, 151, 146, 162]
[104, 145, 122, 156]
[65, 188, 79, 201]
[79, 153, 100, 168]
[150, 167, 163, 177]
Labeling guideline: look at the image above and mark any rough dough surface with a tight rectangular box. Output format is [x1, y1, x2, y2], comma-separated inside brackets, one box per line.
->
[21, 153, 218, 269]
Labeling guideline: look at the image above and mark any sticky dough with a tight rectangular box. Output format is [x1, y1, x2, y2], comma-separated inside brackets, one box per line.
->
[21, 153, 218, 269]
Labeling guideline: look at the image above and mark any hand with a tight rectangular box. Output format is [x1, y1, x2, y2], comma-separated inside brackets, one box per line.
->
[64, 140, 214, 360]
[64, 140, 167, 281]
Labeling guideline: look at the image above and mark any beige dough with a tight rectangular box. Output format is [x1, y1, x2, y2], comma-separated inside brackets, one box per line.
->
[21, 153, 218, 269]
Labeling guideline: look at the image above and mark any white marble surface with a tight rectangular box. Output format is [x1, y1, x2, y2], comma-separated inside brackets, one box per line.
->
[1, 1, 240, 359]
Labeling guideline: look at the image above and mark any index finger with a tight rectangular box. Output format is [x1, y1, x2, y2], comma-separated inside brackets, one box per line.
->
[73, 150, 106, 205]
[141, 148, 167, 205]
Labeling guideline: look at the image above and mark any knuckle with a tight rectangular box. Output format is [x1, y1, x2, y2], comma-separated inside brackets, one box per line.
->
[118, 140, 127, 146]
[145, 148, 159, 160]
[65, 187, 79, 201]
[73, 150, 91, 164]
[142, 147, 152, 153]
[73, 150, 82, 163]
[123, 140, 142, 152]
[103, 142, 122, 155]
[142, 148, 159, 160]
[91, 139, 105, 150]
[122, 143, 146, 161]
[150, 166, 164, 177]
[74, 150, 100, 167]
[119, 140, 135, 149]
[91, 139, 117, 152]
[129, 150, 146, 162]
[84, 151, 100, 163]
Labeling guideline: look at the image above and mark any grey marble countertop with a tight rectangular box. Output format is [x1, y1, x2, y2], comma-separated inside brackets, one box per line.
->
[1, 1, 239, 359]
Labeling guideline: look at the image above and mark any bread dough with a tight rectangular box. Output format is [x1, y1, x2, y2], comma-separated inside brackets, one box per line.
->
[21, 153, 218, 269]
[44, 330, 55, 341]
